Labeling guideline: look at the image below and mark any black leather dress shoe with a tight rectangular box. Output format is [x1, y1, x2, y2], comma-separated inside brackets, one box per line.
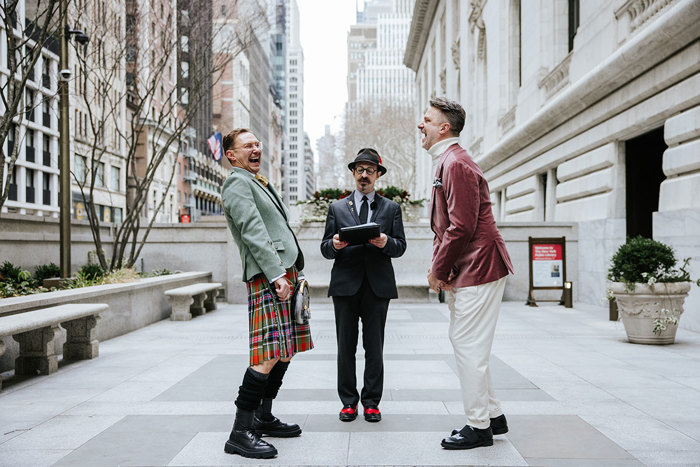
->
[490, 414, 509, 435]
[441, 425, 493, 450]
[339, 404, 358, 422]
[254, 414, 302, 437]
[363, 405, 381, 422]
[451, 414, 509, 436]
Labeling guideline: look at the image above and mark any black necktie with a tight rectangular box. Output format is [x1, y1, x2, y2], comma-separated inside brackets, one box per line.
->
[360, 195, 368, 224]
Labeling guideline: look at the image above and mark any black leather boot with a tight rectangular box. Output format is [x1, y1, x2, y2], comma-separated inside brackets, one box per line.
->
[224, 408, 277, 458]
[254, 398, 302, 437]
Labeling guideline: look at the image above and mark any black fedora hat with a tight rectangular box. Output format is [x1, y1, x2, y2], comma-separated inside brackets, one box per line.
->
[348, 148, 387, 175]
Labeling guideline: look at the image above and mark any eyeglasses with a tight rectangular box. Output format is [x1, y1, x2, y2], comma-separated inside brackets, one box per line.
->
[353, 167, 377, 175]
[234, 142, 262, 151]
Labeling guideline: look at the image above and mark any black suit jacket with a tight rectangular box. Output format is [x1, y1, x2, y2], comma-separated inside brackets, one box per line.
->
[321, 192, 407, 299]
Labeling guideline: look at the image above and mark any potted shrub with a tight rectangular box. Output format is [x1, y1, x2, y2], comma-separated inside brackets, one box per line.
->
[608, 236, 696, 344]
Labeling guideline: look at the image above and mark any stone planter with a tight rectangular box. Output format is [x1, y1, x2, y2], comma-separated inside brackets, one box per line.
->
[401, 203, 422, 222]
[609, 282, 691, 344]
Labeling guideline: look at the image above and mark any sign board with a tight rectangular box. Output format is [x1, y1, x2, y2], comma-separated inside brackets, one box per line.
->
[180, 214, 191, 223]
[532, 243, 563, 287]
[527, 237, 567, 306]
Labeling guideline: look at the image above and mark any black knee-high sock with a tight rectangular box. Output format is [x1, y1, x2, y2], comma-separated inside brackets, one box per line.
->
[263, 361, 290, 401]
[235, 367, 269, 411]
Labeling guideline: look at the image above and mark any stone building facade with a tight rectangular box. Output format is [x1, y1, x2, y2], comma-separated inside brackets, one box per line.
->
[405, 0, 700, 329]
[1, 8, 60, 218]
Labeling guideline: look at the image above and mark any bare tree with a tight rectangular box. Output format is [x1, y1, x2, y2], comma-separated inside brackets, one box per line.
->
[342, 99, 418, 192]
[72, 0, 266, 271]
[0, 0, 64, 212]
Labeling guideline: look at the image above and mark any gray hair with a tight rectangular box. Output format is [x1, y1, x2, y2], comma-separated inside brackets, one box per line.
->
[429, 97, 465, 135]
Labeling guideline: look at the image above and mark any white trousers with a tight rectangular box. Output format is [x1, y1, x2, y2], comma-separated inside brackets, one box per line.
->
[446, 275, 507, 429]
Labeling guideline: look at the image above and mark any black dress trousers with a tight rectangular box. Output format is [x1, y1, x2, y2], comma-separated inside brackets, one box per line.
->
[332, 274, 390, 408]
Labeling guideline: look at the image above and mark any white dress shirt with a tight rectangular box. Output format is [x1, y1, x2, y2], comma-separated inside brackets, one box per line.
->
[354, 189, 376, 224]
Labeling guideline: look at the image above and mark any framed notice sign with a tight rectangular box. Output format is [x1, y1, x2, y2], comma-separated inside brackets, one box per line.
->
[526, 237, 567, 306]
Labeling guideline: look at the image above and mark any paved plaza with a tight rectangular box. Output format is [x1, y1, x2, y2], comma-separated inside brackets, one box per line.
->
[1, 300, 700, 466]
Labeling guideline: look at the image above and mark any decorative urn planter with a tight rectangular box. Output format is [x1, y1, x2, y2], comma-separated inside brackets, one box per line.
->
[609, 282, 691, 344]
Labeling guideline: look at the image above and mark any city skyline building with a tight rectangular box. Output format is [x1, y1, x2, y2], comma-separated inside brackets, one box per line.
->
[303, 132, 315, 198]
[282, 0, 307, 203]
[348, 0, 414, 108]
[344, 0, 417, 191]
[177, 0, 223, 222]
[125, 0, 180, 224]
[315, 125, 341, 190]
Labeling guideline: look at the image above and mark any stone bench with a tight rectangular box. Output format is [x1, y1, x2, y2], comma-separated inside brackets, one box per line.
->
[0, 303, 108, 390]
[164, 282, 222, 321]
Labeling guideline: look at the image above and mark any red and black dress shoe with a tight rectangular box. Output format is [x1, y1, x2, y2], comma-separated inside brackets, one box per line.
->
[363, 405, 382, 422]
[339, 404, 358, 422]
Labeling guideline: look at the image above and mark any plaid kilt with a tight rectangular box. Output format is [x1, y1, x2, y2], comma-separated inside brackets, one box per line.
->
[246, 268, 314, 365]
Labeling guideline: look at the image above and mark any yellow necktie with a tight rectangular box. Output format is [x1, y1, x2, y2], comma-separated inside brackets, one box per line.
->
[255, 174, 269, 187]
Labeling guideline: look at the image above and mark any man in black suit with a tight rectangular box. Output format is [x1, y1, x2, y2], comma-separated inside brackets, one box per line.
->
[320, 148, 407, 423]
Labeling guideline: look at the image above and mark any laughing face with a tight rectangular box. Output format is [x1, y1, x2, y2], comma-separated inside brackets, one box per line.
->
[417, 106, 449, 151]
[226, 131, 262, 174]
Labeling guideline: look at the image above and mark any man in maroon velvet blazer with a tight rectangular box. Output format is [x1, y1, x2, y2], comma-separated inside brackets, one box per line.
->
[419, 97, 514, 450]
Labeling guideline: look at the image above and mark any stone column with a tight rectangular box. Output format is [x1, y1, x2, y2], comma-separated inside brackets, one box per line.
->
[191, 293, 206, 316]
[13, 325, 59, 376]
[61, 316, 99, 360]
[204, 290, 218, 312]
[169, 295, 194, 321]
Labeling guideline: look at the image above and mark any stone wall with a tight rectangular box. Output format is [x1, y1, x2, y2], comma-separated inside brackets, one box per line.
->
[0, 214, 579, 304]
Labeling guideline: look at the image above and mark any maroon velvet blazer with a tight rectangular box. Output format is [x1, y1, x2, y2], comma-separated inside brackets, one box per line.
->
[430, 143, 514, 287]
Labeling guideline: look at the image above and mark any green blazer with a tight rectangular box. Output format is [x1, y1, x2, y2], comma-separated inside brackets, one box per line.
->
[222, 167, 304, 282]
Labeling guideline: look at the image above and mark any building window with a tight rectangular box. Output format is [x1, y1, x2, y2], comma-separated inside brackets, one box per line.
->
[42, 99, 50, 128]
[42, 59, 50, 88]
[74, 154, 87, 184]
[43, 135, 51, 166]
[26, 169, 35, 203]
[7, 123, 16, 156]
[110, 166, 120, 191]
[26, 89, 35, 121]
[8, 167, 18, 201]
[42, 172, 51, 205]
[95, 162, 105, 187]
[25, 129, 35, 162]
[568, 0, 579, 52]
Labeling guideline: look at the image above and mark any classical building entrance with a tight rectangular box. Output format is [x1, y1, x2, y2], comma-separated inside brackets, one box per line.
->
[625, 127, 666, 239]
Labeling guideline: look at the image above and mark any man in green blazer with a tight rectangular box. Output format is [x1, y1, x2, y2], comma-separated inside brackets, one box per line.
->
[221, 128, 313, 459]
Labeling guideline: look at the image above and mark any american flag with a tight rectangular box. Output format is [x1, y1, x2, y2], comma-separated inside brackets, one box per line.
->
[207, 131, 222, 161]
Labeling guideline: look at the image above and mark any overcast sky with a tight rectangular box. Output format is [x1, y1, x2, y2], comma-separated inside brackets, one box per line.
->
[297, 0, 357, 152]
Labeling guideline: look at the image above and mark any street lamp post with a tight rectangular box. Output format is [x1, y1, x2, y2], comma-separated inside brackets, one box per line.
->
[58, 0, 88, 278]
[58, 0, 70, 278]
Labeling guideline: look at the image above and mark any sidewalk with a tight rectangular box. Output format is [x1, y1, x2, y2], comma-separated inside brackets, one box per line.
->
[1, 300, 699, 466]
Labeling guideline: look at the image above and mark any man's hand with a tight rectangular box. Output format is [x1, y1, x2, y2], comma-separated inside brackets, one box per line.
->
[274, 277, 292, 301]
[333, 234, 349, 250]
[427, 269, 450, 293]
[368, 233, 387, 248]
